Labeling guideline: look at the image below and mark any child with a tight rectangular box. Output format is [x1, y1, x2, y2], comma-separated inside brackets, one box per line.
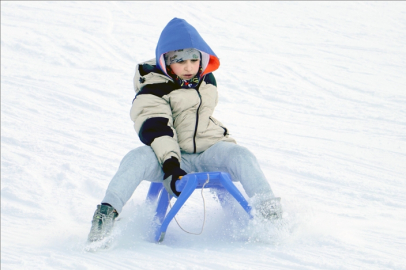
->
[87, 18, 282, 242]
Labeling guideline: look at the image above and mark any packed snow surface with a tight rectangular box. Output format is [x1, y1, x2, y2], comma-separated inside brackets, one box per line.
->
[2, 2, 406, 269]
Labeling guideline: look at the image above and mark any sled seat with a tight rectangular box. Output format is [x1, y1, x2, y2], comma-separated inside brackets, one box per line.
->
[146, 172, 253, 242]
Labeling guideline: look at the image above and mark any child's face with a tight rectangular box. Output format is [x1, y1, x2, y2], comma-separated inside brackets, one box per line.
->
[169, 59, 200, 80]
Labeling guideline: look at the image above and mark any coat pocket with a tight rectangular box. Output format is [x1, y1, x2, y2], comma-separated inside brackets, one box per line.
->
[209, 116, 229, 136]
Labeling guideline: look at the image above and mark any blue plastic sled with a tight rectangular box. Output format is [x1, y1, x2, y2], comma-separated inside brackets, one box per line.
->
[146, 171, 253, 242]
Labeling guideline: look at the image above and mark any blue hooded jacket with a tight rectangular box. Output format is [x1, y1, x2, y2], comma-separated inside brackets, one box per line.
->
[155, 18, 220, 78]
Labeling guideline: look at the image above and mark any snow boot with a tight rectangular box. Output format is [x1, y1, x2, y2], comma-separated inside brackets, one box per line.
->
[87, 204, 118, 242]
[255, 197, 282, 220]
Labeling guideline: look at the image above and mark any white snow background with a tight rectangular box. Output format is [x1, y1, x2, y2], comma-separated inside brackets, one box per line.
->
[1, 1, 406, 269]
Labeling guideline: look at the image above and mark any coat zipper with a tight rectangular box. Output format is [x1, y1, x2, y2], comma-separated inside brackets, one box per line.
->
[192, 77, 205, 153]
[193, 89, 202, 153]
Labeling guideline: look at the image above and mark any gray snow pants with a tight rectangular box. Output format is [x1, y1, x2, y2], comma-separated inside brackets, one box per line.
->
[102, 141, 275, 213]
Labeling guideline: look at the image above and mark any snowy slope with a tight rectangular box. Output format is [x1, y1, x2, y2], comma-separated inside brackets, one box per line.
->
[2, 1, 406, 269]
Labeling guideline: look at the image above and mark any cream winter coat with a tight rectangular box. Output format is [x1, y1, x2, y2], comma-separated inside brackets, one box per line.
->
[130, 58, 236, 166]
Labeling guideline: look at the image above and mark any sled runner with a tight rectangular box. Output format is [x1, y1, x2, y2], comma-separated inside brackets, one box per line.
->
[146, 171, 253, 242]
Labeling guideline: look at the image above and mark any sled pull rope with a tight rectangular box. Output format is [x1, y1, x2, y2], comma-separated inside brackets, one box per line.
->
[168, 173, 210, 235]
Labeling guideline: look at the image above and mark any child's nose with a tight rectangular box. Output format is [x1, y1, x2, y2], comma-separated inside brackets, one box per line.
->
[184, 62, 192, 71]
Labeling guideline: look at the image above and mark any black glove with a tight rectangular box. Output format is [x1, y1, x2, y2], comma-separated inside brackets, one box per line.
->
[162, 157, 187, 197]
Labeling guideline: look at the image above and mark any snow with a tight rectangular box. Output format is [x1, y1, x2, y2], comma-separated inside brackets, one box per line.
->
[1, 1, 406, 269]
